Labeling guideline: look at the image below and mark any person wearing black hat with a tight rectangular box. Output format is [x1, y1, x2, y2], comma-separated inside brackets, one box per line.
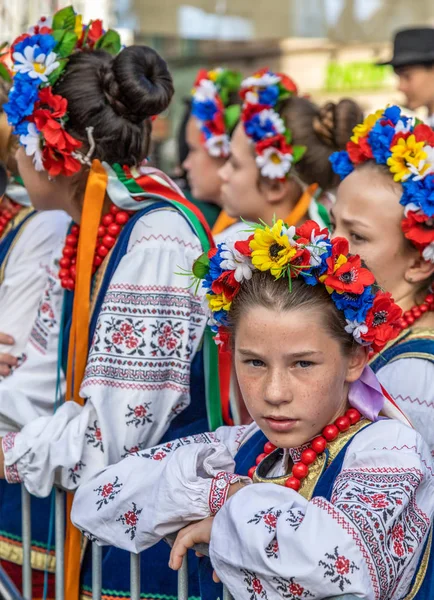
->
[380, 28, 434, 124]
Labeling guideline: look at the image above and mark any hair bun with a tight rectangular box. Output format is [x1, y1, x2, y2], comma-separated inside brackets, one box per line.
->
[106, 45, 174, 124]
[312, 102, 337, 148]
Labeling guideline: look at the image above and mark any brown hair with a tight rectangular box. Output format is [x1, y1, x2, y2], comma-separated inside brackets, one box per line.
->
[227, 271, 358, 355]
[53, 45, 174, 167]
[281, 97, 363, 190]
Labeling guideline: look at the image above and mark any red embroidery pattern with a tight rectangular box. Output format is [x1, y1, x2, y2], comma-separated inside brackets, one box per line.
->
[2, 432, 17, 453]
[138, 433, 217, 460]
[319, 546, 359, 592]
[380, 445, 434, 477]
[150, 320, 189, 358]
[208, 472, 240, 515]
[116, 502, 143, 540]
[265, 538, 279, 560]
[85, 420, 104, 452]
[288, 443, 310, 464]
[125, 402, 153, 428]
[68, 460, 86, 485]
[248, 508, 282, 534]
[241, 569, 269, 599]
[272, 576, 314, 599]
[5, 463, 21, 484]
[104, 318, 147, 355]
[392, 394, 434, 409]
[29, 271, 58, 354]
[129, 234, 202, 252]
[94, 476, 122, 511]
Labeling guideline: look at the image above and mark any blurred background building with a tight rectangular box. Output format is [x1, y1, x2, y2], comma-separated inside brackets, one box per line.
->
[1, 0, 434, 170]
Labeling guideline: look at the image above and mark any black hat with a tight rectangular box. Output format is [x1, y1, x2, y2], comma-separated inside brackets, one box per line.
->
[378, 28, 434, 68]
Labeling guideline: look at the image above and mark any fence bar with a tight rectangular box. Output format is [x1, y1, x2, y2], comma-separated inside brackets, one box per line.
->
[92, 543, 102, 600]
[20, 486, 32, 600]
[130, 553, 141, 600]
[0, 564, 25, 600]
[223, 585, 233, 600]
[177, 554, 189, 600]
[55, 489, 65, 600]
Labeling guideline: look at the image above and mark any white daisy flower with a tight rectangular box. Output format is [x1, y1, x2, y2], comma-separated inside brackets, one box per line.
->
[256, 147, 293, 179]
[205, 134, 230, 158]
[220, 241, 254, 283]
[423, 242, 434, 263]
[13, 44, 59, 83]
[258, 108, 285, 136]
[241, 73, 281, 89]
[306, 231, 329, 266]
[20, 123, 44, 171]
[345, 319, 369, 343]
[193, 79, 217, 103]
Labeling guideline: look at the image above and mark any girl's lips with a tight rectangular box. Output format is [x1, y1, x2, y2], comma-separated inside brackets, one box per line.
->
[264, 417, 298, 432]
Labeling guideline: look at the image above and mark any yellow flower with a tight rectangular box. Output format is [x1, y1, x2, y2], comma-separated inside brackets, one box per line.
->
[74, 14, 83, 38]
[207, 293, 232, 312]
[387, 135, 428, 182]
[319, 254, 348, 293]
[350, 109, 384, 143]
[208, 69, 219, 82]
[249, 220, 297, 278]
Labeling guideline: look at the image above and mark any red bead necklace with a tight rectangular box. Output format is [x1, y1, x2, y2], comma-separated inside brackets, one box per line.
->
[248, 408, 362, 491]
[0, 201, 24, 238]
[396, 293, 434, 330]
[58, 204, 132, 291]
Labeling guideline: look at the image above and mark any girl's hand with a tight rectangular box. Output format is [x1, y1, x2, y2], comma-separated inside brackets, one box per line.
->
[169, 517, 214, 571]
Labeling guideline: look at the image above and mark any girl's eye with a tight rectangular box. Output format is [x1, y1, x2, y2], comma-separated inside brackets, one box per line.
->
[297, 360, 313, 369]
[246, 359, 265, 368]
[350, 232, 366, 243]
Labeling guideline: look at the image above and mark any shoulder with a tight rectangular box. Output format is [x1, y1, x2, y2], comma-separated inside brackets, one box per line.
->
[214, 221, 251, 245]
[376, 357, 434, 400]
[19, 210, 71, 243]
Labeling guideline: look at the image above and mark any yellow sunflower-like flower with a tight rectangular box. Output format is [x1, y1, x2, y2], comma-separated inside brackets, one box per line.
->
[249, 220, 297, 278]
[387, 134, 428, 182]
[74, 14, 83, 38]
[207, 293, 232, 312]
[350, 109, 384, 144]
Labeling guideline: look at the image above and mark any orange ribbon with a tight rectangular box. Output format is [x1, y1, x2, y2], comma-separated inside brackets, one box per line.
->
[64, 160, 108, 600]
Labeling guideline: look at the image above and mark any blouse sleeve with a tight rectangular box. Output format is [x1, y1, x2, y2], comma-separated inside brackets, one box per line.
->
[209, 419, 434, 600]
[70, 422, 257, 551]
[2, 209, 210, 497]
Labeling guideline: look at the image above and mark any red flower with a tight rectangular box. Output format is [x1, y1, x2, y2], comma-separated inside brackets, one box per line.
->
[335, 555, 350, 575]
[95, 428, 102, 441]
[166, 337, 177, 350]
[87, 19, 103, 45]
[234, 235, 254, 257]
[296, 220, 328, 241]
[241, 102, 268, 123]
[263, 513, 277, 529]
[193, 69, 210, 88]
[252, 578, 263, 594]
[413, 123, 434, 146]
[211, 270, 240, 301]
[323, 254, 375, 294]
[112, 332, 124, 345]
[289, 247, 312, 276]
[153, 451, 166, 461]
[255, 134, 292, 157]
[361, 292, 402, 352]
[158, 335, 166, 348]
[36, 87, 67, 118]
[393, 540, 405, 557]
[126, 336, 139, 349]
[41, 147, 82, 178]
[370, 493, 389, 508]
[289, 582, 304, 596]
[162, 324, 173, 336]
[124, 511, 138, 527]
[390, 130, 411, 147]
[277, 72, 298, 95]
[401, 210, 434, 251]
[120, 323, 133, 336]
[101, 483, 113, 497]
[346, 137, 373, 164]
[392, 523, 405, 541]
[134, 405, 147, 418]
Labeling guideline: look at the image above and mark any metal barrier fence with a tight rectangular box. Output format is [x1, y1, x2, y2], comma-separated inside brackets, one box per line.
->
[18, 484, 235, 600]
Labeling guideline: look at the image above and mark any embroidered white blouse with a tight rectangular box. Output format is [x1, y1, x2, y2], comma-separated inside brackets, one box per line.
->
[72, 418, 434, 600]
[1, 206, 207, 497]
[0, 210, 70, 362]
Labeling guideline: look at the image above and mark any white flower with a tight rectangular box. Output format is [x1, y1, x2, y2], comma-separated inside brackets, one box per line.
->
[306, 231, 329, 267]
[345, 319, 369, 343]
[220, 241, 254, 283]
[256, 147, 293, 179]
[407, 145, 434, 181]
[404, 202, 422, 217]
[244, 91, 259, 105]
[13, 44, 59, 83]
[423, 242, 434, 263]
[205, 134, 230, 158]
[192, 79, 217, 103]
[394, 118, 413, 135]
[241, 73, 281, 89]
[282, 225, 297, 246]
[258, 109, 285, 136]
[20, 123, 44, 171]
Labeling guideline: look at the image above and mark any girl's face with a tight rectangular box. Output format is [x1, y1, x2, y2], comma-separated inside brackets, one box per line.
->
[234, 304, 367, 449]
[218, 123, 267, 221]
[182, 117, 224, 205]
[331, 167, 421, 304]
[16, 146, 75, 212]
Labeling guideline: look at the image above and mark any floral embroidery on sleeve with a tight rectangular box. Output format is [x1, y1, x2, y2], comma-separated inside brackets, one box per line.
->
[265, 537, 279, 559]
[68, 460, 86, 484]
[241, 569, 269, 599]
[248, 507, 282, 533]
[150, 320, 189, 358]
[103, 318, 147, 355]
[85, 420, 104, 452]
[125, 402, 153, 428]
[272, 576, 314, 599]
[116, 502, 143, 540]
[285, 508, 305, 531]
[94, 476, 122, 510]
[319, 546, 360, 592]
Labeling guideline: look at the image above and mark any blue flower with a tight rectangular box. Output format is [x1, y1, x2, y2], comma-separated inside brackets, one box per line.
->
[401, 176, 434, 217]
[329, 151, 354, 179]
[244, 113, 279, 142]
[14, 33, 56, 58]
[4, 76, 40, 127]
[213, 309, 229, 327]
[203, 245, 225, 291]
[332, 286, 374, 322]
[382, 105, 401, 125]
[258, 85, 279, 106]
[368, 121, 394, 164]
[192, 99, 217, 123]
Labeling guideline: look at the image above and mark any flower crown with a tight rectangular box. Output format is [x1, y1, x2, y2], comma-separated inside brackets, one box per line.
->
[330, 105, 434, 262]
[4, 6, 121, 177]
[240, 68, 305, 180]
[191, 68, 241, 158]
[193, 219, 402, 353]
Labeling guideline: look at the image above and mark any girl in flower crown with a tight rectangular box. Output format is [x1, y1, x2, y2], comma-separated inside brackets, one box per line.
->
[181, 67, 241, 231]
[73, 219, 434, 600]
[0, 60, 70, 380]
[0, 6, 224, 599]
[216, 68, 362, 241]
[330, 106, 434, 455]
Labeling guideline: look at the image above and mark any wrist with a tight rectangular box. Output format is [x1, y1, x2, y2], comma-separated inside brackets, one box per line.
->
[208, 471, 242, 516]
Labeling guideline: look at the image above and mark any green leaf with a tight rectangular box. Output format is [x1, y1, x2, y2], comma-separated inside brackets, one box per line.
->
[95, 29, 121, 55]
[52, 6, 77, 31]
[284, 128, 292, 144]
[56, 31, 78, 58]
[0, 63, 11, 83]
[224, 104, 241, 133]
[218, 70, 242, 93]
[47, 58, 68, 86]
[192, 254, 210, 279]
[292, 145, 306, 163]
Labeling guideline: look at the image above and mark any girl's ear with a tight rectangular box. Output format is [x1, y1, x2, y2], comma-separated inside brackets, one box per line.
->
[345, 345, 370, 383]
